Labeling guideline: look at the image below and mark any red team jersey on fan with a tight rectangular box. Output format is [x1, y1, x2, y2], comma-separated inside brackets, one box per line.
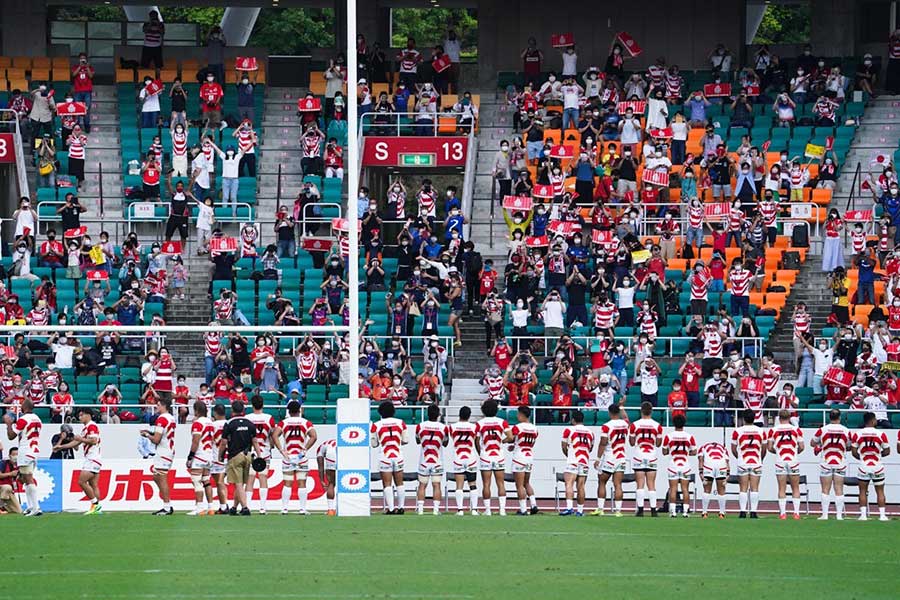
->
[190, 416, 216, 455]
[248, 412, 276, 458]
[731, 424, 766, 466]
[477, 417, 509, 462]
[372, 417, 407, 460]
[562, 424, 595, 466]
[812, 423, 851, 467]
[279, 416, 315, 457]
[768, 424, 802, 465]
[416, 420, 449, 469]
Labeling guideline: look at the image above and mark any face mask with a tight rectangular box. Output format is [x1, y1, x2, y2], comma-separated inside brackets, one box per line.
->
[548, 76, 556, 83]
[501, 145, 509, 151]
[207, 77, 214, 82]
[797, 70, 804, 76]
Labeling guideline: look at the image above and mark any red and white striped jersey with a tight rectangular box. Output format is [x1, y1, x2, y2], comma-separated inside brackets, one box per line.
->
[416, 420, 449, 468]
[731, 424, 766, 466]
[297, 351, 318, 380]
[728, 207, 743, 231]
[594, 301, 618, 329]
[562, 424, 595, 466]
[851, 427, 889, 467]
[702, 330, 724, 359]
[647, 64, 665, 87]
[759, 200, 778, 227]
[27, 379, 45, 404]
[639, 310, 657, 340]
[743, 392, 766, 425]
[171, 130, 187, 157]
[663, 430, 697, 468]
[690, 270, 710, 301]
[67, 134, 87, 160]
[316, 438, 337, 460]
[449, 421, 478, 464]
[213, 297, 233, 320]
[698, 441, 728, 464]
[387, 190, 406, 219]
[768, 424, 802, 464]
[600, 418, 630, 461]
[484, 375, 505, 401]
[302, 132, 323, 159]
[80, 421, 101, 460]
[761, 365, 782, 395]
[417, 190, 436, 218]
[729, 269, 752, 296]
[247, 412, 276, 457]
[372, 417, 407, 460]
[154, 412, 176, 457]
[204, 332, 221, 357]
[629, 418, 663, 456]
[812, 423, 851, 467]
[198, 391, 215, 411]
[477, 416, 509, 461]
[509, 421, 538, 463]
[549, 172, 565, 196]
[777, 393, 799, 419]
[851, 230, 866, 254]
[212, 419, 226, 457]
[688, 205, 704, 228]
[793, 311, 811, 335]
[237, 128, 256, 154]
[190, 416, 216, 455]
[278, 416, 314, 457]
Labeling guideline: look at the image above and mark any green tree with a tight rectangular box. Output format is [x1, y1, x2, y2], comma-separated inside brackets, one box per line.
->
[248, 8, 335, 55]
[753, 4, 811, 45]
[391, 8, 478, 57]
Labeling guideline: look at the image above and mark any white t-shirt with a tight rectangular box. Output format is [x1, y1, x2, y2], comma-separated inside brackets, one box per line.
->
[790, 76, 808, 93]
[139, 88, 160, 113]
[640, 364, 658, 394]
[616, 286, 635, 309]
[217, 150, 243, 179]
[561, 84, 580, 110]
[561, 52, 578, 76]
[671, 121, 688, 142]
[192, 155, 211, 189]
[511, 308, 530, 328]
[620, 118, 641, 145]
[196, 203, 215, 231]
[812, 348, 834, 376]
[863, 394, 888, 421]
[543, 301, 564, 329]
[444, 39, 461, 62]
[52, 343, 75, 369]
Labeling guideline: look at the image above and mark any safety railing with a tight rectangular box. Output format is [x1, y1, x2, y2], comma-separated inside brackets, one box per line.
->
[845, 161, 863, 212]
[461, 131, 479, 242]
[4, 116, 30, 200]
[0, 333, 164, 357]
[499, 335, 766, 359]
[358, 111, 476, 137]
[300, 202, 343, 236]
[489, 176, 496, 249]
[125, 201, 254, 230]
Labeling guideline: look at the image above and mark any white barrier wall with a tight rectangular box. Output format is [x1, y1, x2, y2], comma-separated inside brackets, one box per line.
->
[10, 425, 900, 512]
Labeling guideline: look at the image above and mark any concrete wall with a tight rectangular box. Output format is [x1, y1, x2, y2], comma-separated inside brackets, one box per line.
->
[475, 0, 745, 86]
[0, 0, 49, 57]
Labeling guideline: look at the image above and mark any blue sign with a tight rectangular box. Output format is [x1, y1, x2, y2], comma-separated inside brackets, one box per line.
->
[337, 423, 369, 447]
[336, 470, 370, 494]
[27, 459, 63, 513]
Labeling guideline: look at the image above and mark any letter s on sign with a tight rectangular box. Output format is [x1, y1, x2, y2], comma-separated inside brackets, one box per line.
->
[374, 141, 389, 161]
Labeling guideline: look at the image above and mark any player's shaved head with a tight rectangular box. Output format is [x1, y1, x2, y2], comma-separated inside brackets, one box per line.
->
[609, 404, 621, 417]
[863, 411, 877, 427]
[640, 401, 653, 416]
[458, 406, 471, 421]
[213, 404, 226, 417]
[829, 408, 841, 422]
[251, 395, 264, 411]
[287, 400, 301, 416]
[517, 405, 531, 421]
[673, 414, 686, 429]
[193, 401, 208, 417]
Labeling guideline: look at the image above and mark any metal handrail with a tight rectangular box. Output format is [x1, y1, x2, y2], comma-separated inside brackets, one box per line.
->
[497, 335, 766, 358]
[845, 161, 862, 212]
[489, 173, 496, 249]
[125, 200, 253, 230]
[358, 111, 475, 137]
[9, 116, 29, 200]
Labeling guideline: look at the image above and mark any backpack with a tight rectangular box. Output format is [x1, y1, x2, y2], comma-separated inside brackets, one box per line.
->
[783, 251, 801, 270]
[681, 243, 695, 260]
[768, 285, 786, 293]
[791, 223, 809, 248]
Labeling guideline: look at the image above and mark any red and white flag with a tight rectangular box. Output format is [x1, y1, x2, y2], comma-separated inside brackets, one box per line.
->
[823, 366, 853, 388]
[432, 54, 452, 73]
[301, 237, 333, 251]
[615, 32, 642, 57]
[704, 202, 731, 219]
[525, 235, 549, 247]
[56, 101, 87, 116]
[703, 83, 732, 97]
[825, 136, 834, 151]
[844, 209, 873, 222]
[502, 195, 534, 212]
[744, 85, 760, 97]
[532, 184, 555, 199]
[548, 220, 581, 237]
[144, 79, 164, 96]
[209, 237, 238, 253]
[551, 33, 574, 48]
[870, 153, 890, 167]
[235, 56, 259, 71]
[591, 229, 615, 246]
[761, 140, 772, 154]
[64, 226, 88, 238]
[641, 169, 669, 187]
[740, 377, 766, 395]
[616, 100, 646, 115]
[86, 270, 109, 281]
[160, 241, 182, 255]
[549, 145, 575, 159]
[649, 127, 674, 139]
[297, 97, 322, 112]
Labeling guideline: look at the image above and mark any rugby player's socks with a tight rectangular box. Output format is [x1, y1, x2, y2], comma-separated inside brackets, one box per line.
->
[778, 498, 786, 515]
[821, 493, 831, 517]
[519, 499, 527, 512]
[716, 494, 726, 514]
[566, 498, 573, 510]
[636, 489, 645, 509]
[259, 496, 267, 512]
[792, 498, 801, 516]
[750, 492, 760, 512]
[648, 491, 657, 509]
[396, 486, 406, 511]
[469, 489, 479, 511]
[432, 501, 440, 514]
[835, 495, 845, 518]
[455, 489, 464, 510]
[859, 505, 868, 519]
[163, 501, 171, 511]
[597, 497, 606, 511]
[385, 486, 395, 512]
[576, 503, 584, 513]
[417, 500, 424, 512]
[529, 495, 537, 509]
[702, 493, 710, 513]
[879, 507, 886, 519]
[614, 500, 622, 512]
[282, 486, 291, 510]
[482, 497, 492, 514]
[298, 487, 308, 512]
[26, 484, 39, 512]
[738, 492, 748, 512]
[499, 496, 507, 515]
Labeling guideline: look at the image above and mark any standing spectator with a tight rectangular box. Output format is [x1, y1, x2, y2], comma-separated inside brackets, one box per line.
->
[71, 53, 94, 132]
[710, 43, 733, 78]
[205, 26, 227, 87]
[444, 29, 461, 94]
[397, 37, 422, 90]
[521, 38, 543, 85]
[199, 73, 224, 128]
[141, 10, 165, 69]
[560, 76, 583, 132]
[139, 76, 160, 128]
[605, 43, 625, 79]
[169, 78, 187, 128]
[66, 124, 87, 189]
[35, 134, 56, 189]
[300, 124, 325, 176]
[822, 209, 845, 272]
[29, 85, 55, 140]
[232, 119, 257, 177]
[430, 46, 450, 95]
[560, 45, 578, 79]
[189, 146, 211, 201]
[492, 140, 512, 198]
[5, 89, 32, 143]
[324, 55, 347, 119]
[210, 141, 243, 216]
[888, 29, 900, 95]
[235, 71, 256, 124]
[141, 151, 162, 201]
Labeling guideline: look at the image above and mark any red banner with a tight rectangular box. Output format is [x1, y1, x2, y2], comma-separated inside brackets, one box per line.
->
[235, 56, 259, 71]
[525, 235, 549, 247]
[844, 210, 873, 222]
[744, 85, 760, 97]
[56, 101, 87, 117]
[361, 137, 469, 168]
[551, 33, 574, 48]
[641, 169, 669, 187]
[331, 217, 363, 233]
[825, 136, 834, 151]
[591, 229, 615, 246]
[549, 145, 575, 159]
[0, 345, 16, 360]
[144, 79, 163, 96]
[432, 54, 452, 73]
[532, 184, 555, 199]
[86, 270, 109, 281]
[548, 220, 581, 237]
[704, 83, 732, 98]
[297, 97, 322, 112]
[823, 366, 853, 388]
[649, 127, 674, 139]
[761, 140, 771, 154]
[64, 226, 87, 238]
[615, 32, 642, 57]
[503, 195, 533, 212]
[209, 237, 238, 253]
[0, 133, 14, 163]
[704, 202, 731, 219]
[616, 100, 646, 115]
[160, 241, 182, 255]
[740, 377, 766, 395]
[301, 237, 333, 252]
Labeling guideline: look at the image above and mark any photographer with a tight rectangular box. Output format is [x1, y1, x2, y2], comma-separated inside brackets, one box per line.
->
[50, 424, 76, 459]
[0, 447, 23, 515]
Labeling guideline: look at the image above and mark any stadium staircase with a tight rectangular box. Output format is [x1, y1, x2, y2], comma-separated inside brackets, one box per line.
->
[258, 87, 306, 213]
[81, 85, 122, 235]
[447, 378, 485, 421]
[468, 96, 512, 260]
[161, 251, 214, 377]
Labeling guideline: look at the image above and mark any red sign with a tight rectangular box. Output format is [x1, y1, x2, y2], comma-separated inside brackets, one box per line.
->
[616, 101, 646, 115]
[56, 101, 87, 116]
[86, 270, 109, 281]
[844, 210, 873, 222]
[641, 169, 669, 187]
[432, 54, 452, 73]
[744, 85, 760, 97]
[297, 97, 322, 112]
[823, 367, 853, 388]
[704, 83, 732, 97]
[525, 235, 549, 247]
[64, 226, 87, 238]
[0, 345, 16, 360]
[615, 32, 642, 57]
[591, 229, 615, 246]
[332, 217, 350, 233]
[549, 145, 575, 160]
[551, 33, 574, 48]
[0, 133, 15, 163]
[649, 127, 674, 139]
[825, 136, 834, 151]
[761, 140, 771, 154]
[160, 241, 182, 255]
[235, 56, 259, 71]
[144, 79, 163, 96]
[740, 377, 766, 395]
[503, 195, 533, 212]
[209, 237, 238, 253]
[362, 137, 468, 168]
[548, 220, 581, 237]
[301, 237, 333, 251]
[704, 202, 730, 219]
[532, 184, 555, 199]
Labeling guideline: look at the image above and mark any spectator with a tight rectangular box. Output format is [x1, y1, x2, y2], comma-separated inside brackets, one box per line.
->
[39, 228, 64, 268]
[71, 52, 94, 132]
[709, 43, 733, 78]
[66, 124, 87, 189]
[397, 37, 422, 89]
[521, 37, 543, 84]
[205, 26, 227, 87]
[443, 29, 461, 93]
[35, 134, 56, 189]
[199, 72, 224, 128]
[141, 10, 165, 68]
[324, 55, 347, 119]
[139, 76, 160, 128]
[209, 141, 243, 215]
[29, 84, 55, 140]
[235, 71, 256, 124]
[169, 78, 187, 127]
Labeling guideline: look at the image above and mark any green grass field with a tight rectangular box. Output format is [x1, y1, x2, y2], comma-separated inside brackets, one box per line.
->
[5, 513, 899, 599]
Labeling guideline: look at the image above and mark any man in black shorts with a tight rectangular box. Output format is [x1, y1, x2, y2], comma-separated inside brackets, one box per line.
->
[219, 400, 261, 516]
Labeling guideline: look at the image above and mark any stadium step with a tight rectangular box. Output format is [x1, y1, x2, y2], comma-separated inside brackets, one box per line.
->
[447, 378, 487, 420]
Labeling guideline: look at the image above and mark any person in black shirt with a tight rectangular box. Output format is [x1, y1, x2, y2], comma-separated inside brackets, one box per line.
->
[219, 400, 261, 516]
[57, 193, 86, 230]
[165, 175, 193, 243]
